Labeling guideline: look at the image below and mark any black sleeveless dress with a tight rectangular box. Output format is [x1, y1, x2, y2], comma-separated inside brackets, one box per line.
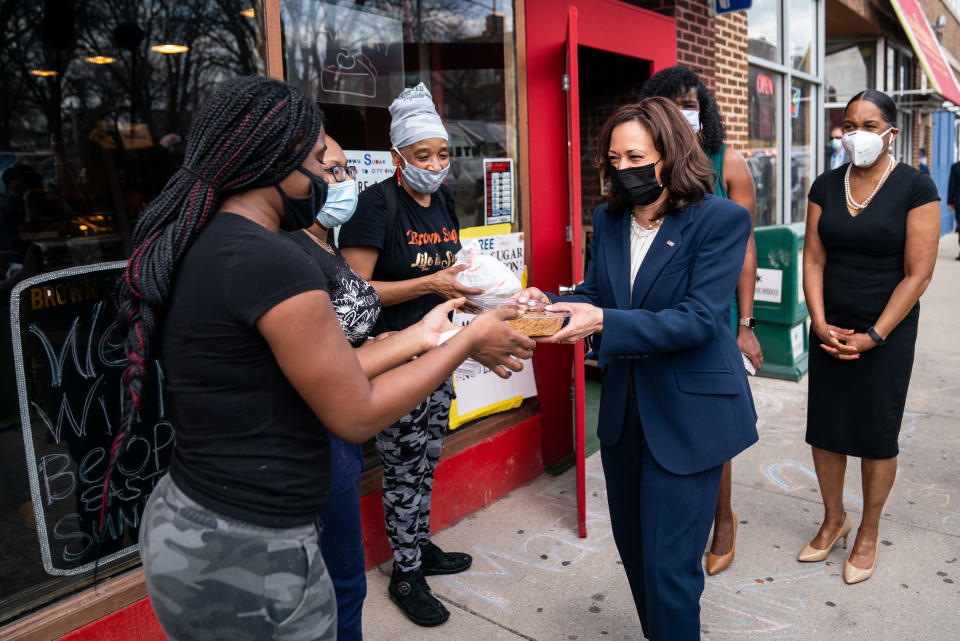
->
[805, 162, 938, 459]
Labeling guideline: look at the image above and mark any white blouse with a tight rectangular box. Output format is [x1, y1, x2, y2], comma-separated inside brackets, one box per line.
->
[629, 217, 662, 305]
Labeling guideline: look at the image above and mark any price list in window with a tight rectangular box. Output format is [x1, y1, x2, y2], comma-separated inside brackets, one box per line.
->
[484, 158, 514, 225]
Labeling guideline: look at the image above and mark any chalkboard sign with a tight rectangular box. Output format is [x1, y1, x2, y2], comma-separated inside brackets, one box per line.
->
[11, 262, 173, 576]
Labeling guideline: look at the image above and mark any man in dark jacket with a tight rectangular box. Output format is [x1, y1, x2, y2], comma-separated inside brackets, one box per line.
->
[948, 160, 960, 259]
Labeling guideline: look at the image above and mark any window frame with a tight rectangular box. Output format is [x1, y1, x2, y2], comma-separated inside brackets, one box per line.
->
[747, 0, 825, 225]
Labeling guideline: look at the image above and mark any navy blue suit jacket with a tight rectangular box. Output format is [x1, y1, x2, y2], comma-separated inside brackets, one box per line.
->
[555, 195, 758, 475]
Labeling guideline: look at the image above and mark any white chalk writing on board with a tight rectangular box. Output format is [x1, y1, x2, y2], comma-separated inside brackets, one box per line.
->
[12, 261, 174, 576]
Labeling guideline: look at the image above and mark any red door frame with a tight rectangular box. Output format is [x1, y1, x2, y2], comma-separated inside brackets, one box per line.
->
[524, 0, 676, 466]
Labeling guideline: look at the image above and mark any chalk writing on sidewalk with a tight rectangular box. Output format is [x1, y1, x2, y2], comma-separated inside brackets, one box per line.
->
[701, 567, 832, 640]
[762, 461, 864, 506]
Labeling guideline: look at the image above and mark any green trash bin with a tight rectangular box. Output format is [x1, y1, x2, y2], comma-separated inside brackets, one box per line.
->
[750, 223, 809, 381]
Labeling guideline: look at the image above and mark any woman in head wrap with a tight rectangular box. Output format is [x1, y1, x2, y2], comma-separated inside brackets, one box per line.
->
[339, 83, 480, 627]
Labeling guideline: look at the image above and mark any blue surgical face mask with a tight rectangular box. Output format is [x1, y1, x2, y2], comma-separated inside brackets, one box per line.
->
[315, 178, 358, 228]
[680, 109, 701, 134]
[829, 138, 843, 151]
[394, 147, 449, 194]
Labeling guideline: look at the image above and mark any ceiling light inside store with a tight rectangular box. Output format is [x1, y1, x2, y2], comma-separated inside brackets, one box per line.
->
[86, 56, 116, 64]
[151, 44, 189, 54]
[240, 8, 255, 18]
[29, 69, 57, 77]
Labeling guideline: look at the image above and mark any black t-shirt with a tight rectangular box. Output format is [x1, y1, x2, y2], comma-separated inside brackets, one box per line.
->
[337, 180, 461, 333]
[162, 213, 331, 528]
[288, 231, 381, 347]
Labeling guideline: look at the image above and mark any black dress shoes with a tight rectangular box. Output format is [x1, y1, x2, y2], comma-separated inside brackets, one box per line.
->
[419, 541, 473, 575]
[388, 565, 450, 627]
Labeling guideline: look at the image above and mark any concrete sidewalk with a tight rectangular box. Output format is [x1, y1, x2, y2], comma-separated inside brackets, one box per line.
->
[361, 235, 960, 641]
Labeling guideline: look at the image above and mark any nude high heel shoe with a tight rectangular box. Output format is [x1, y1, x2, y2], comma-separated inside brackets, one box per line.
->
[706, 511, 737, 575]
[844, 544, 879, 584]
[798, 513, 852, 562]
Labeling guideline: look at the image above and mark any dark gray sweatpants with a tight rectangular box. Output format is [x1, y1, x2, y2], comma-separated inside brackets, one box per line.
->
[375, 377, 454, 573]
[139, 474, 337, 641]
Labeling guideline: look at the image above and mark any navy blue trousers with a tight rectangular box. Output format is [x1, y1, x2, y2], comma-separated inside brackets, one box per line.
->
[318, 435, 366, 641]
[601, 389, 723, 641]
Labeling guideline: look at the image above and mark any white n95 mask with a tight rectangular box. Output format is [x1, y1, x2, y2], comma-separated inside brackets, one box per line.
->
[680, 109, 701, 134]
[841, 128, 893, 167]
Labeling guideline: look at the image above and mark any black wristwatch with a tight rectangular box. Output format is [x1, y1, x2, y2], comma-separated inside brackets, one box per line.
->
[738, 317, 756, 329]
[867, 326, 885, 346]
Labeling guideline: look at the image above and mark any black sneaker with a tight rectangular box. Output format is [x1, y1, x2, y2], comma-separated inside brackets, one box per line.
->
[419, 541, 473, 575]
[388, 565, 450, 627]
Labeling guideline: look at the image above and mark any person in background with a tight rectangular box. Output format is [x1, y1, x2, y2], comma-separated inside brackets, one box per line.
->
[113, 76, 533, 641]
[640, 65, 761, 576]
[291, 133, 480, 640]
[339, 83, 480, 627]
[517, 98, 757, 641]
[801, 90, 939, 584]
[947, 157, 960, 259]
[290, 134, 368, 640]
[917, 147, 930, 175]
[829, 126, 847, 170]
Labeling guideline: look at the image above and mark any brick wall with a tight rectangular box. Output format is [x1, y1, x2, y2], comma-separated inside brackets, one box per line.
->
[577, 48, 651, 224]
[714, 11, 749, 152]
[918, 0, 960, 65]
[629, 0, 716, 89]
[629, 1, 749, 151]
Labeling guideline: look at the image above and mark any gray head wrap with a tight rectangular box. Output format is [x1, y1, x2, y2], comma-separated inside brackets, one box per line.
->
[389, 82, 448, 149]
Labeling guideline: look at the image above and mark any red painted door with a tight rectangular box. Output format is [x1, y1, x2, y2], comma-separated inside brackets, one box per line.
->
[524, 0, 676, 510]
[563, 7, 587, 539]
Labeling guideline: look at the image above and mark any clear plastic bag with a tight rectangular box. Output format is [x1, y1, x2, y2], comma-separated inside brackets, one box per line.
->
[454, 239, 522, 308]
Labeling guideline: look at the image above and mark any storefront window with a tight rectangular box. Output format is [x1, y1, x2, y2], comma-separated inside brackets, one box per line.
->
[748, 0, 824, 225]
[790, 80, 816, 222]
[789, 0, 817, 74]
[748, 0, 780, 62]
[0, 0, 266, 624]
[825, 43, 875, 104]
[884, 44, 916, 162]
[748, 65, 779, 227]
[281, 0, 518, 230]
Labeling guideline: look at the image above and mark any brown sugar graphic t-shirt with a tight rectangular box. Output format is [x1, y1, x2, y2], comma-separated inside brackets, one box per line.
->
[338, 179, 461, 333]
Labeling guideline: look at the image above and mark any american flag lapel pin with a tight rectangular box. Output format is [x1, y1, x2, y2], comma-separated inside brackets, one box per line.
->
[666, 240, 675, 247]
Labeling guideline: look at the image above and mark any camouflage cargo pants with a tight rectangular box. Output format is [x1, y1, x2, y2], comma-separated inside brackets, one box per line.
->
[139, 474, 337, 641]
[375, 377, 454, 573]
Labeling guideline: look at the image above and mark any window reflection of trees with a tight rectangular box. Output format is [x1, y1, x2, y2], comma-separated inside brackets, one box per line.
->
[2, 1, 266, 150]
[0, 1, 266, 625]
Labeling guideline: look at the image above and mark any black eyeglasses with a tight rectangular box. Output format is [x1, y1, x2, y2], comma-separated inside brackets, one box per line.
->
[321, 165, 358, 182]
[830, 136, 842, 140]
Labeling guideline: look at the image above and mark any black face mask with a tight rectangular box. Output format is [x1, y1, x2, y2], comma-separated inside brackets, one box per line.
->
[610, 159, 664, 207]
[275, 166, 329, 231]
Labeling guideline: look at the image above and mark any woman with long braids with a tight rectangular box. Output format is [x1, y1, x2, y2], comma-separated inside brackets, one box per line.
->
[109, 76, 535, 641]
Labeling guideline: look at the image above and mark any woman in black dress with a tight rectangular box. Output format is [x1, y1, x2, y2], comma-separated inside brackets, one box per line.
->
[801, 90, 940, 584]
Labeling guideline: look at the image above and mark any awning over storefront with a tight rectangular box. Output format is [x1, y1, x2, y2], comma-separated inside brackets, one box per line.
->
[889, 0, 960, 105]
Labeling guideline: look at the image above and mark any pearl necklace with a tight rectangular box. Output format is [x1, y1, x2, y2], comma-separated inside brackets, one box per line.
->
[844, 155, 895, 211]
[631, 216, 662, 238]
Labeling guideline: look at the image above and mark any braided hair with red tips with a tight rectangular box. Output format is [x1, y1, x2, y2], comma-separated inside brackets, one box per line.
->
[102, 76, 325, 534]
